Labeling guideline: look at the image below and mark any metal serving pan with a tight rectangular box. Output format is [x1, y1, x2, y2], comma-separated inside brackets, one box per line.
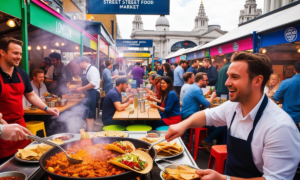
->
[39, 137, 157, 180]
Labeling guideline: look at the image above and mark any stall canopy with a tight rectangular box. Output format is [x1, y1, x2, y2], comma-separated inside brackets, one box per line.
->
[186, 50, 206, 60]
[195, 3, 300, 53]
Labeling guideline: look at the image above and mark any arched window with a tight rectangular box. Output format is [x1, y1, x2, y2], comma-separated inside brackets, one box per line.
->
[171, 41, 197, 52]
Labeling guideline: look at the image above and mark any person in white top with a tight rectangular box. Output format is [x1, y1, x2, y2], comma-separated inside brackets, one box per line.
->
[180, 72, 195, 103]
[113, 64, 119, 76]
[25, 69, 48, 106]
[76, 56, 101, 132]
[166, 52, 300, 180]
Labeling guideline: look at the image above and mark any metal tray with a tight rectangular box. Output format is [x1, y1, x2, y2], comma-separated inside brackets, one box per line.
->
[159, 164, 199, 180]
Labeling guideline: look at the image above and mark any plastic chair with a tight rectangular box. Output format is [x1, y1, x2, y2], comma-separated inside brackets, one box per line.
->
[187, 127, 208, 161]
[103, 125, 126, 131]
[208, 145, 227, 174]
[126, 125, 152, 131]
[156, 126, 169, 131]
[25, 121, 46, 137]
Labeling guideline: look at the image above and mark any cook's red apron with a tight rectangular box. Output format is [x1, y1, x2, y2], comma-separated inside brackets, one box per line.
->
[161, 102, 181, 126]
[0, 72, 30, 158]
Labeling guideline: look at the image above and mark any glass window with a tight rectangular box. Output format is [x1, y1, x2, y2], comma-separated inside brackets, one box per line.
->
[171, 41, 197, 52]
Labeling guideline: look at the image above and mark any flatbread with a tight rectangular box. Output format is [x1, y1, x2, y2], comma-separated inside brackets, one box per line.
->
[109, 150, 153, 174]
[105, 141, 136, 154]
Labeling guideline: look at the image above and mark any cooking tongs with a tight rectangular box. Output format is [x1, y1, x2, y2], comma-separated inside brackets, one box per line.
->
[26, 135, 83, 164]
[141, 137, 166, 153]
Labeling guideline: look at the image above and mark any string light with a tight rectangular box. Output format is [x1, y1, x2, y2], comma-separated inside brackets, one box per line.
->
[43, 45, 47, 49]
[51, 49, 54, 52]
[262, 49, 267, 54]
[37, 46, 41, 50]
[61, 42, 65, 46]
[212, 59, 215, 62]
[223, 58, 226, 62]
[298, 49, 300, 53]
[28, 46, 31, 51]
[55, 42, 59, 47]
[75, 46, 79, 50]
[6, 19, 15, 27]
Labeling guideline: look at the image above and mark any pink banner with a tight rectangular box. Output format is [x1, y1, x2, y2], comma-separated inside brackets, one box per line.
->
[175, 56, 180, 63]
[210, 37, 253, 56]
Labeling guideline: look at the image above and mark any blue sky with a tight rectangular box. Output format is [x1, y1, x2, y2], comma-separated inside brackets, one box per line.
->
[117, 0, 265, 39]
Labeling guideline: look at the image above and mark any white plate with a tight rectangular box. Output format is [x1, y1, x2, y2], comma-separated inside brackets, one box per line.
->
[159, 164, 199, 180]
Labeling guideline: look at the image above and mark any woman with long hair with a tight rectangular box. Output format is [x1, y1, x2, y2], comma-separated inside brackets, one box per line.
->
[163, 63, 174, 82]
[266, 73, 281, 100]
[147, 76, 181, 129]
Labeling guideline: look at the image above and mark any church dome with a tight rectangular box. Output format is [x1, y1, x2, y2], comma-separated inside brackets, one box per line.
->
[156, 15, 169, 27]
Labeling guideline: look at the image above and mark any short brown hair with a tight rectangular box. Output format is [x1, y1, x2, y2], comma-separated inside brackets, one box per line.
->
[105, 60, 112, 67]
[231, 52, 272, 92]
[0, 37, 23, 58]
[190, 59, 197, 65]
[195, 72, 207, 83]
[32, 69, 44, 77]
[203, 58, 211, 64]
[183, 72, 193, 82]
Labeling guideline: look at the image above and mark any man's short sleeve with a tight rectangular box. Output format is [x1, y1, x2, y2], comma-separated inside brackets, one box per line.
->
[110, 90, 121, 103]
[18, 68, 33, 93]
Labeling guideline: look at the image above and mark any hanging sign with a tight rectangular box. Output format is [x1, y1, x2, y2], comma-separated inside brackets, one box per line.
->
[116, 39, 153, 47]
[86, 0, 170, 15]
[260, 25, 300, 48]
[186, 50, 206, 60]
[123, 51, 150, 57]
[210, 37, 253, 56]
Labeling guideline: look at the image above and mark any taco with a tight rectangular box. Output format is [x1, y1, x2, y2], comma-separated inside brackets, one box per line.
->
[109, 150, 153, 174]
[105, 141, 135, 154]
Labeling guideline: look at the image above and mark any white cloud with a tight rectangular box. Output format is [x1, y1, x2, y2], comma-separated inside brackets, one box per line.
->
[117, 0, 264, 39]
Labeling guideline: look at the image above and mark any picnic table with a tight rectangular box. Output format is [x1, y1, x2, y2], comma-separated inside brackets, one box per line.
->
[113, 107, 161, 121]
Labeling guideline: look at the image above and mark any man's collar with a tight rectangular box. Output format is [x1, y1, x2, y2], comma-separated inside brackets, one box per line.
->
[294, 74, 300, 78]
[0, 66, 17, 74]
[85, 64, 91, 71]
[236, 94, 265, 121]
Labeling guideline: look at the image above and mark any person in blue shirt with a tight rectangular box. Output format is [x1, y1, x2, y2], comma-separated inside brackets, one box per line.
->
[274, 61, 300, 129]
[102, 60, 118, 95]
[156, 64, 164, 76]
[203, 58, 218, 86]
[148, 76, 181, 129]
[181, 73, 216, 119]
[174, 60, 188, 95]
[102, 78, 134, 126]
[186, 59, 199, 75]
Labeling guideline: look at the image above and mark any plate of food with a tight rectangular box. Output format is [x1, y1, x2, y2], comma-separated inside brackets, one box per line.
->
[14, 139, 64, 163]
[48, 133, 74, 141]
[160, 164, 201, 180]
[138, 137, 184, 159]
[80, 129, 129, 139]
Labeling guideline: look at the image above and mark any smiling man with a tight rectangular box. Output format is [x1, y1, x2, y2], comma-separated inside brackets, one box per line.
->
[165, 52, 300, 180]
[0, 37, 59, 164]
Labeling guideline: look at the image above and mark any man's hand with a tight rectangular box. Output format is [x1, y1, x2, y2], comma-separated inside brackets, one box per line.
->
[128, 98, 134, 104]
[146, 95, 152, 100]
[0, 113, 8, 125]
[1, 124, 33, 141]
[165, 123, 188, 142]
[76, 87, 83, 93]
[112, 75, 119, 79]
[46, 108, 59, 117]
[127, 93, 134, 98]
[211, 92, 217, 99]
[196, 169, 226, 180]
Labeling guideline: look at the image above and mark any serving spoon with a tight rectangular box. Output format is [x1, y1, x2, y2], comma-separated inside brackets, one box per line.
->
[26, 135, 83, 164]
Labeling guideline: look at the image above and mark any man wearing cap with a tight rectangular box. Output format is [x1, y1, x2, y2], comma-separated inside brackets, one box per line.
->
[156, 64, 164, 76]
[76, 56, 100, 132]
[102, 78, 134, 126]
[174, 60, 188, 95]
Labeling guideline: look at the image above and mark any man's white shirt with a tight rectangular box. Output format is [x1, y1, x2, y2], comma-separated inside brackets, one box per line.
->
[204, 95, 300, 180]
[83, 65, 100, 91]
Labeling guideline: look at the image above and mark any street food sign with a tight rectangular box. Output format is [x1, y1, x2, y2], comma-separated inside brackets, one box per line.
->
[116, 39, 153, 47]
[86, 0, 170, 15]
[260, 25, 300, 48]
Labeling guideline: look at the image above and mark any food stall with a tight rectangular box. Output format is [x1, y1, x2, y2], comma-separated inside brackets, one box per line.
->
[0, 131, 199, 180]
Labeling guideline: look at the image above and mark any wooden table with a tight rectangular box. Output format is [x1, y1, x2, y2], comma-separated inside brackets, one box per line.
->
[113, 107, 161, 121]
[24, 99, 84, 115]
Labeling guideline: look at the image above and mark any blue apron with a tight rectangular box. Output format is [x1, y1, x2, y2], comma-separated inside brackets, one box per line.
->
[224, 95, 268, 178]
[81, 65, 100, 119]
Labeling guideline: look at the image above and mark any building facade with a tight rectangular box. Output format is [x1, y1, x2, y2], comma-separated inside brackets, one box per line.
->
[263, 0, 298, 14]
[239, 0, 262, 24]
[130, 1, 227, 58]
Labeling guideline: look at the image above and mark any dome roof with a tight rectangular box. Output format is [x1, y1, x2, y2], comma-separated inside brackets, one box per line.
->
[156, 15, 169, 27]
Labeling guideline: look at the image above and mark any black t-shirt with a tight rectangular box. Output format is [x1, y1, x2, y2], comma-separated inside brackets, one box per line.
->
[0, 66, 33, 95]
[102, 87, 122, 120]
